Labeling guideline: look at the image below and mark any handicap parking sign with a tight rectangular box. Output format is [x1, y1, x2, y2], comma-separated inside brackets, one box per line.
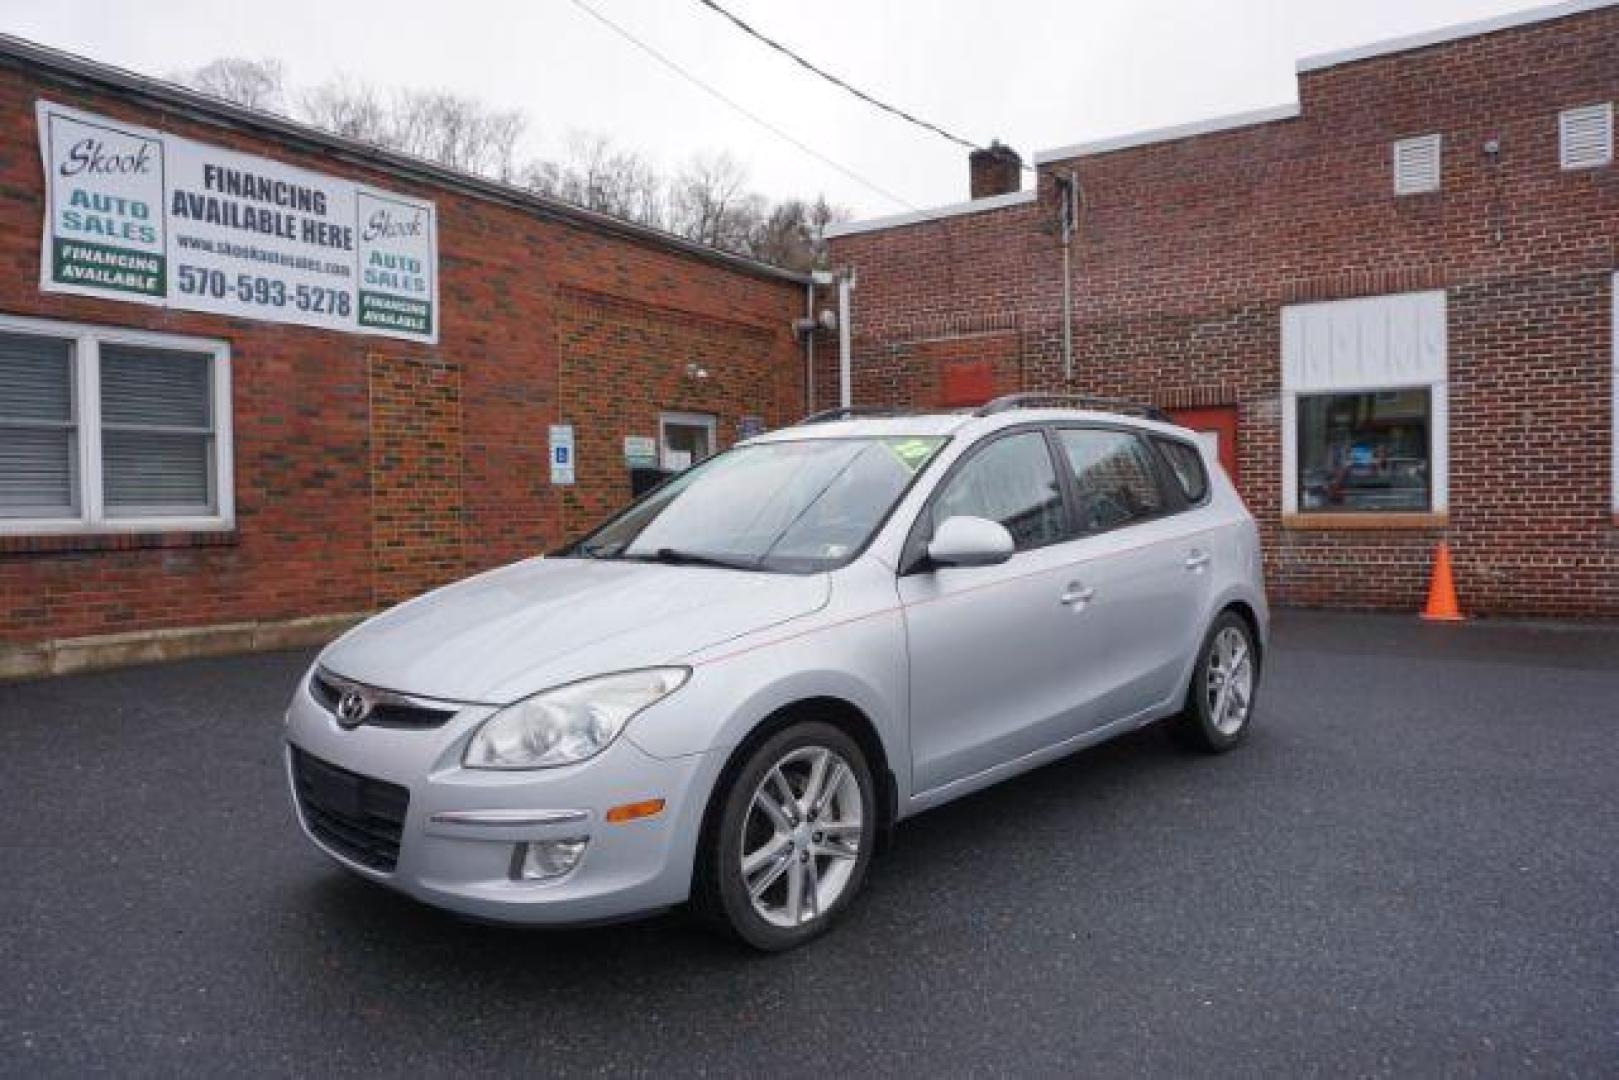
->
[549, 424, 575, 485]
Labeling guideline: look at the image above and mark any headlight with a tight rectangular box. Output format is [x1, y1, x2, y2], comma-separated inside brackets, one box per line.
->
[463, 668, 690, 769]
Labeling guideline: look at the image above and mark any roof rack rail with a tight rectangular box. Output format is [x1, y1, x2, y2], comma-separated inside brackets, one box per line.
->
[798, 405, 923, 425]
[974, 393, 1172, 423]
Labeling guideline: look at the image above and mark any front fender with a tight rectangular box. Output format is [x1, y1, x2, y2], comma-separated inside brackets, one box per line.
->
[622, 581, 910, 791]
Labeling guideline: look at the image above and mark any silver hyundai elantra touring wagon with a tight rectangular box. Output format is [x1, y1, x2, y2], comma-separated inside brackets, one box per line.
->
[285, 395, 1267, 951]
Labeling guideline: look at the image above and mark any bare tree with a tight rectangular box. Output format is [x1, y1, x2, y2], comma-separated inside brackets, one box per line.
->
[735, 196, 849, 270]
[670, 152, 765, 251]
[523, 132, 665, 226]
[802, 196, 850, 268]
[295, 81, 523, 181]
[297, 78, 392, 144]
[173, 58, 286, 112]
[390, 90, 525, 182]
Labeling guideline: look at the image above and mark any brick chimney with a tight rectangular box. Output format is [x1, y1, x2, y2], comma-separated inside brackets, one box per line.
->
[969, 140, 1022, 199]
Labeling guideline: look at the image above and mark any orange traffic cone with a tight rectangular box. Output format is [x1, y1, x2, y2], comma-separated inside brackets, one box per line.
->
[1421, 541, 1465, 622]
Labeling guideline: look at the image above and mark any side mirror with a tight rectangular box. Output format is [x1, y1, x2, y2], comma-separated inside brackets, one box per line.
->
[926, 515, 1014, 569]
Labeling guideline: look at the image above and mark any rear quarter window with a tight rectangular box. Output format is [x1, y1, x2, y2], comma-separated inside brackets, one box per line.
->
[1154, 437, 1210, 504]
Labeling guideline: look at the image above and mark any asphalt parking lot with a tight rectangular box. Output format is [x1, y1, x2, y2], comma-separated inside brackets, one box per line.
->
[2, 610, 1616, 1076]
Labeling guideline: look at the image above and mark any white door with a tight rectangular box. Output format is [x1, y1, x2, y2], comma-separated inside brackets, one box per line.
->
[659, 411, 715, 471]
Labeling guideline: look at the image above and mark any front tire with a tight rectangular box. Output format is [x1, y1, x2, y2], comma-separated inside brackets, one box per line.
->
[1173, 611, 1259, 752]
[696, 722, 876, 952]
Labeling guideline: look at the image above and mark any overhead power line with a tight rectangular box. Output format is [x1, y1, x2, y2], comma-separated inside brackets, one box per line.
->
[691, 0, 990, 156]
[567, 0, 920, 211]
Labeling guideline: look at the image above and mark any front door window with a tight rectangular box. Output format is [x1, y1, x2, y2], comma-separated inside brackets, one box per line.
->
[928, 431, 1066, 551]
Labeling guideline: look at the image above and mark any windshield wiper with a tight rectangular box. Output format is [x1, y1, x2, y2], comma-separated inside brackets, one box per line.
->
[625, 548, 763, 571]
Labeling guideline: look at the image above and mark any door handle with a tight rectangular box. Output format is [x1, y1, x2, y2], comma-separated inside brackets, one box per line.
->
[1060, 583, 1095, 607]
[1184, 550, 1211, 571]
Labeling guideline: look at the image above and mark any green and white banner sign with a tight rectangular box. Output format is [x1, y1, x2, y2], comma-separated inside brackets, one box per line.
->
[37, 100, 438, 343]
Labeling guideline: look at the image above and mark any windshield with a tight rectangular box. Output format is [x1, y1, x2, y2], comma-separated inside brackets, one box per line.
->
[566, 436, 946, 573]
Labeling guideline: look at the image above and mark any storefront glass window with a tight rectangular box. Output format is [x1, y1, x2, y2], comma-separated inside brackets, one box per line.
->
[1297, 390, 1430, 512]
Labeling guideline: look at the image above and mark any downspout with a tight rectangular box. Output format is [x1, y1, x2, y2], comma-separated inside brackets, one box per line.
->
[838, 269, 855, 409]
[1059, 171, 1077, 383]
[804, 276, 817, 413]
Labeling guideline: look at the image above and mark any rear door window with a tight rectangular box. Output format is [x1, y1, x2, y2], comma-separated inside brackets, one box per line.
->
[1055, 428, 1168, 533]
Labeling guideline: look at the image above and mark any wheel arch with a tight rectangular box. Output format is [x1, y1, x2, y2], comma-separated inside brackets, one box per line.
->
[691, 695, 899, 905]
[1220, 599, 1265, 671]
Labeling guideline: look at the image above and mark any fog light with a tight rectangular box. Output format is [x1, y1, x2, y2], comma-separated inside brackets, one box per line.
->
[517, 837, 588, 881]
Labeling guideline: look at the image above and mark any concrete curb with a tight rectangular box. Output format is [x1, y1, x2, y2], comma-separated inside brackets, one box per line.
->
[0, 612, 371, 681]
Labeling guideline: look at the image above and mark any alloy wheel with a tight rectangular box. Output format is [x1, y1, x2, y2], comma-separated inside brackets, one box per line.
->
[739, 745, 864, 928]
[1204, 625, 1254, 736]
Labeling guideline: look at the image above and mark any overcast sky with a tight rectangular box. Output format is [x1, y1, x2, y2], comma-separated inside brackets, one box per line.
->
[1, 0, 1550, 218]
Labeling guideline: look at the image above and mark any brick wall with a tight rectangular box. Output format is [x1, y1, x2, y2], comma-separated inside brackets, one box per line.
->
[828, 6, 1619, 616]
[556, 287, 798, 534]
[368, 353, 464, 606]
[0, 62, 807, 645]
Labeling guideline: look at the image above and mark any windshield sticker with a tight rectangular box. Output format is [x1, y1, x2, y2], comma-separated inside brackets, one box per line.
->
[883, 438, 942, 473]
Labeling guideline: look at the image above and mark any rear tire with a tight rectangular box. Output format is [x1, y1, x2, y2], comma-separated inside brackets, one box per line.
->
[1173, 611, 1259, 753]
[694, 722, 876, 952]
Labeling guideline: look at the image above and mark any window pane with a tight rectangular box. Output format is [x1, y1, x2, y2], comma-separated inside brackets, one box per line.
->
[99, 345, 214, 516]
[0, 428, 76, 517]
[1154, 437, 1209, 503]
[0, 332, 76, 517]
[0, 332, 73, 423]
[1298, 390, 1430, 512]
[932, 432, 1065, 551]
[103, 430, 212, 514]
[1058, 429, 1166, 532]
[101, 345, 211, 429]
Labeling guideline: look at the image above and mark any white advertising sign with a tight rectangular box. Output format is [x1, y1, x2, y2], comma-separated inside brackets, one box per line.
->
[37, 100, 438, 343]
[549, 424, 576, 486]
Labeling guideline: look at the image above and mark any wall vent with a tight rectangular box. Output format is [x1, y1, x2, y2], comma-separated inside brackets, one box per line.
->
[1560, 103, 1614, 170]
[1393, 135, 1442, 195]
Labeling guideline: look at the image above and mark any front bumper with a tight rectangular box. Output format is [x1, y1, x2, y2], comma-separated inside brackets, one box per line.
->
[283, 676, 717, 925]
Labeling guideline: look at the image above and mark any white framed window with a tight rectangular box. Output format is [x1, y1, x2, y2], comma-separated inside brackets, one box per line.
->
[1560, 103, 1614, 171]
[658, 410, 716, 472]
[1281, 291, 1448, 517]
[1393, 135, 1442, 195]
[0, 315, 232, 534]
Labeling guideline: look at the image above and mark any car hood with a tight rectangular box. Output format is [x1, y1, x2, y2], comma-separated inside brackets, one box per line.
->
[319, 556, 830, 704]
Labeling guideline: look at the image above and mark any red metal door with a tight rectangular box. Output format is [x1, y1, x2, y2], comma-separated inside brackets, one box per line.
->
[938, 359, 995, 407]
[1168, 405, 1238, 484]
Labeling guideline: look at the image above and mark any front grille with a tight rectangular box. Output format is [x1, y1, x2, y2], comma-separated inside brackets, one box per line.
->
[291, 747, 410, 872]
[309, 669, 458, 729]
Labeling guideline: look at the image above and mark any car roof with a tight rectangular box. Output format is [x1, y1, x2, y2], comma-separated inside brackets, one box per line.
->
[744, 407, 1193, 446]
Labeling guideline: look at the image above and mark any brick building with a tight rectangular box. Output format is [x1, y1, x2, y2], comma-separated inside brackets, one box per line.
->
[0, 36, 816, 678]
[826, 0, 1619, 617]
